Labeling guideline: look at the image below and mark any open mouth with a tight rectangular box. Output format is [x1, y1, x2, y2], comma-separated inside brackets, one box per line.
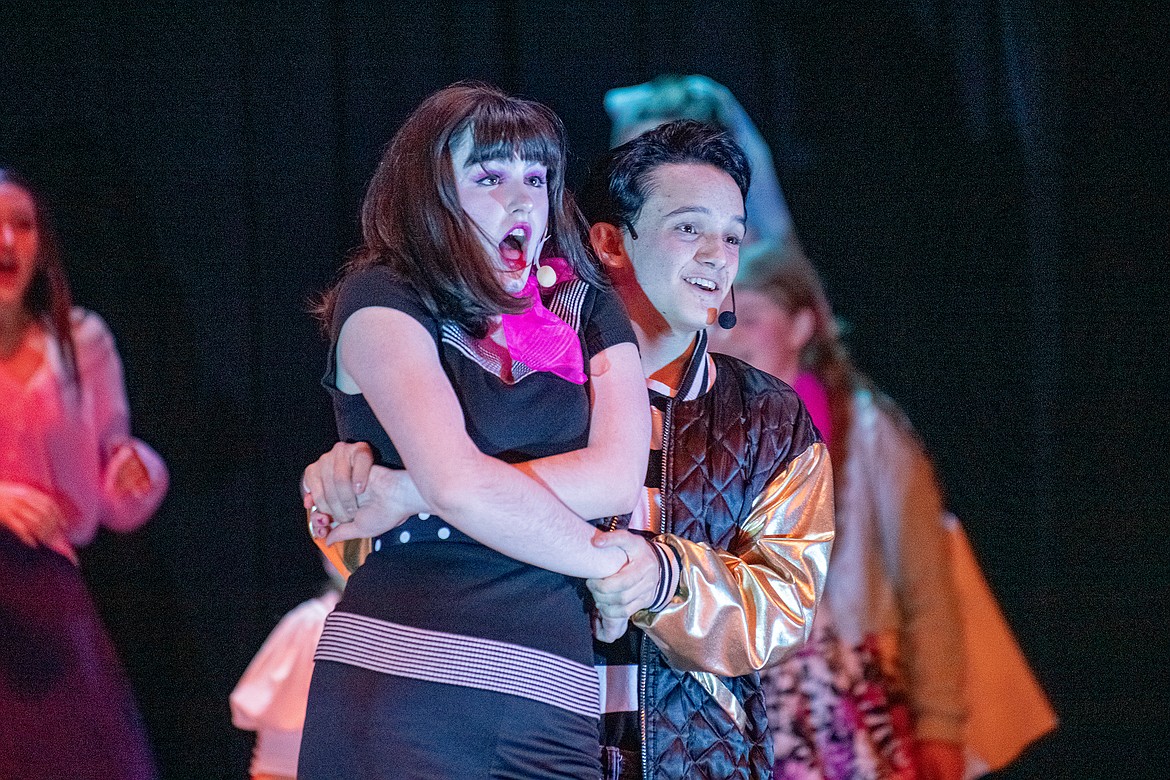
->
[498, 227, 529, 266]
[684, 276, 719, 292]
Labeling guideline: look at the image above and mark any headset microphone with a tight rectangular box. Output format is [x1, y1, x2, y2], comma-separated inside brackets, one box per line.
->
[717, 286, 737, 330]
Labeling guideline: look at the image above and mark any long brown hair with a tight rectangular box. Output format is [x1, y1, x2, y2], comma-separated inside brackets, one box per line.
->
[740, 239, 859, 474]
[0, 168, 78, 385]
[318, 82, 600, 338]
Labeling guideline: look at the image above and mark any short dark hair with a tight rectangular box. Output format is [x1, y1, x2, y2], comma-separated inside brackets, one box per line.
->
[319, 81, 599, 337]
[579, 119, 751, 234]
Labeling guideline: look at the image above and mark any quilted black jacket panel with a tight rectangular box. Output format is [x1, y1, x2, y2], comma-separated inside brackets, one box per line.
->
[642, 353, 821, 780]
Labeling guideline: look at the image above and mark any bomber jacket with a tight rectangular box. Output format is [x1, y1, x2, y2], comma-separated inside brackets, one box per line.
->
[609, 333, 835, 780]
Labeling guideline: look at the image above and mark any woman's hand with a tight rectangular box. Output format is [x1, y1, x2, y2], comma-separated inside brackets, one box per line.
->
[305, 461, 427, 545]
[328, 466, 425, 545]
[914, 739, 965, 780]
[110, 444, 152, 498]
[0, 481, 67, 548]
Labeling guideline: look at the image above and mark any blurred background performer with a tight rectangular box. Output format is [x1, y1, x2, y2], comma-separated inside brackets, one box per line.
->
[230, 557, 345, 780]
[0, 168, 168, 780]
[713, 239, 1055, 780]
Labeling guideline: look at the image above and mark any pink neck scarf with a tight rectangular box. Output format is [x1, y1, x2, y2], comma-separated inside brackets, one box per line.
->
[496, 257, 586, 385]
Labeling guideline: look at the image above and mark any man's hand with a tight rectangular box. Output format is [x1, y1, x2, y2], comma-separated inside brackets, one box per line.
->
[587, 531, 661, 642]
[592, 612, 631, 644]
[301, 442, 376, 523]
[915, 739, 964, 780]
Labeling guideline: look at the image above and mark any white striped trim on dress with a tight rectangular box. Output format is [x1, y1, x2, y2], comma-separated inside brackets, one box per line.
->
[438, 279, 589, 385]
[315, 611, 601, 719]
[545, 278, 587, 333]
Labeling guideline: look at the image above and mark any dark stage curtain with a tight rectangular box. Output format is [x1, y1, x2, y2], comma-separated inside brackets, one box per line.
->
[2, 2, 1164, 777]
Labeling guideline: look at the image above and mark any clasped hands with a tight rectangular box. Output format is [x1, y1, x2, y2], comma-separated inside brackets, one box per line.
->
[300, 442, 664, 643]
[301, 442, 420, 545]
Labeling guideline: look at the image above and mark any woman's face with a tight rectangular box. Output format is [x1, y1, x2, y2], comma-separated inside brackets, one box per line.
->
[450, 132, 551, 293]
[710, 287, 807, 381]
[0, 181, 40, 311]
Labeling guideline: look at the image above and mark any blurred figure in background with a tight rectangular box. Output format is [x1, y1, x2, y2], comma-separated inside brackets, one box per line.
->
[0, 168, 168, 779]
[712, 239, 965, 780]
[605, 74, 795, 249]
[712, 239, 1056, 780]
[230, 557, 345, 780]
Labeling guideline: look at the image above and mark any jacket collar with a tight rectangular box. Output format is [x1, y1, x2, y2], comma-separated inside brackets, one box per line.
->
[646, 330, 718, 402]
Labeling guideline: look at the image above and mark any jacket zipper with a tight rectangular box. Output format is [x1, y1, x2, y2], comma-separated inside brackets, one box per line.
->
[641, 395, 674, 780]
[661, 397, 674, 535]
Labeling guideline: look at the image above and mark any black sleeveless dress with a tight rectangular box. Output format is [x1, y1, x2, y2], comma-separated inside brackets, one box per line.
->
[298, 267, 635, 780]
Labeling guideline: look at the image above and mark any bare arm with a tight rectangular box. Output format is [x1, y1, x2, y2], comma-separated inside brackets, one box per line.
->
[305, 342, 649, 531]
[512, 341, 647, 518]
[335, 306, 628, 579]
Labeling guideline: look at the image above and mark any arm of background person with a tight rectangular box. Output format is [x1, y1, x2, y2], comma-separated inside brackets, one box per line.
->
[871, 407, 967, 748]
[72, 310, 169, 540]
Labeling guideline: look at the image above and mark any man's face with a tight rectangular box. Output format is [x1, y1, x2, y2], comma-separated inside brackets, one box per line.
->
[623, 163, 745, 334]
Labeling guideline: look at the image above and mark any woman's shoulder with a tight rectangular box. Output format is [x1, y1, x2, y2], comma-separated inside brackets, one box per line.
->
[332, 265, 434, 331]
[335, 264, 413, 302]
[570, 278, 637, 356]
[851, 387, 926, 456]
[68, 307, 116, 356]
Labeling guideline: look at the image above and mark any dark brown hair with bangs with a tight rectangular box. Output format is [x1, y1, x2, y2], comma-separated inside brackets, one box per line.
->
[0, 168, 78, 386]
[319, 81, 600, 337]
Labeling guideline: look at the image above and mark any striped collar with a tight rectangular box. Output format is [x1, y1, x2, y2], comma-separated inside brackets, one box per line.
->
[645, 330, 717, 402]
[438, 278, 589, 385]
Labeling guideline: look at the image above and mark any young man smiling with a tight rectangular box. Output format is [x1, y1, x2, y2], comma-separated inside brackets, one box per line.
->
[577, 120, 834, 779]
[302, 121, 834, 780]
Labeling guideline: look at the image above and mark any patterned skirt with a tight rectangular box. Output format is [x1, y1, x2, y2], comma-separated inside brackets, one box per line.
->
[762, 619, 918, 780]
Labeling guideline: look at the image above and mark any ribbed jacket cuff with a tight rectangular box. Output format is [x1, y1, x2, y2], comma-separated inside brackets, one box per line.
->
[647, 538, 682, 613]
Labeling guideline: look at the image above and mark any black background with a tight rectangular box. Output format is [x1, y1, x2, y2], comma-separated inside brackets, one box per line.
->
[3, 2, 1166, 778]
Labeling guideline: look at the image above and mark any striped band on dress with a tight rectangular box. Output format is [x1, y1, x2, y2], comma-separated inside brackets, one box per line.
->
[315, 611, 601, 719]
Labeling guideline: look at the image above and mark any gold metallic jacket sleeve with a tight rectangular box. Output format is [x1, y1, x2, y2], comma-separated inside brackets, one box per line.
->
[632, 442, 835, 677]
[308, 508, 371, 580]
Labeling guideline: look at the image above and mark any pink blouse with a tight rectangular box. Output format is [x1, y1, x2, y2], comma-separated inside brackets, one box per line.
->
[0, 309, 168, 556]
[793, 371, 832, 446]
